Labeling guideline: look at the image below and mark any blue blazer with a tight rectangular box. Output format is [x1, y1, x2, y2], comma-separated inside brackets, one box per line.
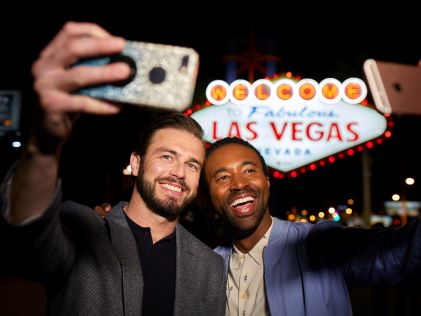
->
[215, 217, 421, 316]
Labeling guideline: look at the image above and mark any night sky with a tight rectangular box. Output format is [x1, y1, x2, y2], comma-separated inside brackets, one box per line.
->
[1, 8, 421, 242]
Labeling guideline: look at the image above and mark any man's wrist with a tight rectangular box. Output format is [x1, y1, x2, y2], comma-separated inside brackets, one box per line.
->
[29, 125, 64, 156]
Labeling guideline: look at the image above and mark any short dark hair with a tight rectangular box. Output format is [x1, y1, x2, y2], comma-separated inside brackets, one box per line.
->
[206, 137, 269, 176]
[133, 113, 204, 157]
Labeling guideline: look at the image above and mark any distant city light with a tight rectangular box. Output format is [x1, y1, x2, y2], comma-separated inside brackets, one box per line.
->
[12, 141, 21, 148]
[406, 177, 415, 185]
[392, 194, 400, 201]
[122, 164, 131, 176]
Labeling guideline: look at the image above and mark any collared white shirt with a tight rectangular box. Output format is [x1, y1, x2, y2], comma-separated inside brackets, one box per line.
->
[226, 218, 273, 316]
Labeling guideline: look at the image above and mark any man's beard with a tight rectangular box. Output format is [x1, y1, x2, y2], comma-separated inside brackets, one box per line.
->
[136, 164, 194, 221]
[220, 188, 267, 240]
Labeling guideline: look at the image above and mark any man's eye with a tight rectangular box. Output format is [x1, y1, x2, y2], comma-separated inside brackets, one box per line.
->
[186, 162, 199, 172]
[216, 175, 229, 182]
[244, 168, 256, 174]
[162, 155, 173, 161]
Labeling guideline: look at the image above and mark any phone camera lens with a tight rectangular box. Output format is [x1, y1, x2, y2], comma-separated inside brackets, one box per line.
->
[149, 67, 166, 84]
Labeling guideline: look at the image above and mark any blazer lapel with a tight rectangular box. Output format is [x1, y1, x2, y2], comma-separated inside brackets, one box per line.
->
[106, 202, 143, 315]
[173, 224, 199, 315]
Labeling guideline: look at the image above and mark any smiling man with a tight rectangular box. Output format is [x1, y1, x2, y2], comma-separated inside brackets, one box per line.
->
[0, 22, 225, 316]
[204, 136, 421, 316]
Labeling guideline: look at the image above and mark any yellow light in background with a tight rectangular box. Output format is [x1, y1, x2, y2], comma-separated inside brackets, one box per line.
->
[318, 212, 325, 218]
[321, 83, 339, 100]
[406, 177, 415, 185]
[345, 208, 352, 215]
[301, 209, 308, 216]
[287, 214, 295, 221]
[122, 164, 132, 175]
[276, 83, 294, 100]
[211, 85, 227, 100]
[255, 83, 271, 100]
[392, 194, 400, 201]
[299, 83, 316, 100]
[344, 82, 362, 99]
[309, 215, 316, 222]
[232, 84, 248, 100]
[347, 199, 354, 205]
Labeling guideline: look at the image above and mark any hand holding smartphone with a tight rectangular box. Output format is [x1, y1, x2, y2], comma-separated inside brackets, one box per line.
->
[74, 41, 199, 112]
[363, 59, 421, 115]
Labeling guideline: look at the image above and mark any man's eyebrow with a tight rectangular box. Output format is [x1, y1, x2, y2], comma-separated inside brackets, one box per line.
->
[211, 161, 257, 177]
[156, 147, 202, 167]
[211, 167, 228, 178]
[188, 157, 202, 167]
[242, 161, 258, 168]
[155, 147, 176, 155]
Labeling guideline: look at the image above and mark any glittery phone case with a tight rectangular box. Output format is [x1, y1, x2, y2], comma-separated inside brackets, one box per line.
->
[76, 41, 199, 111]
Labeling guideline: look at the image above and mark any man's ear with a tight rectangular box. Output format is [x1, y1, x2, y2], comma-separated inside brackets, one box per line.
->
[130, 153, 141, 176]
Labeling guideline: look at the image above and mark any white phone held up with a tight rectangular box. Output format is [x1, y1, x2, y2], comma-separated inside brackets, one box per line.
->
[363, 59, 421, 116]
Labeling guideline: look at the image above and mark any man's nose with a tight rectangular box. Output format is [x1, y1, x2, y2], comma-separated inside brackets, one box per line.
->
[230, 173, 246, 190]
[170, 161, 185, 179]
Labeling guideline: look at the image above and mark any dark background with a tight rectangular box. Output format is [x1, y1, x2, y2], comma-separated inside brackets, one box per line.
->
[1, 10, 421, 230]
[1, 7, 421, 316]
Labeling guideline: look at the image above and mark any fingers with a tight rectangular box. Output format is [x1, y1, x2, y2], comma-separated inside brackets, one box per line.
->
[94, 202, 112, 217]
[102, 203, 112, 212]
[33, 36, 125, 77]
[40, 22, 114, 61]
[34, 63, 127, 115]
[61, 62, 131, 91]
[40, 36, 125, 72]
[39, 89, 121, 115]
[32, 21, 129, 116]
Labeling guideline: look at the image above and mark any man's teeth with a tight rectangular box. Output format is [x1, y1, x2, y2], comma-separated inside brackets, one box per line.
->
[161, 183, 182, 192]
[231, 196, 254, 207]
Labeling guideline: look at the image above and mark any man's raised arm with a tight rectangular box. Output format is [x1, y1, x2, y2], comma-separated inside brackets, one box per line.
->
[7, 22, 130, 223]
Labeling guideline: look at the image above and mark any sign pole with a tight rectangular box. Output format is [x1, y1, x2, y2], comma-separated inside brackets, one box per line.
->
[362, 149, 372, 227]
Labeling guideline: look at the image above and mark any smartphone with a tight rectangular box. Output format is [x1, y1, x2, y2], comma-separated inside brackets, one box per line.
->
[363, 59, 421, 115]
[75, 41, 199, 112]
